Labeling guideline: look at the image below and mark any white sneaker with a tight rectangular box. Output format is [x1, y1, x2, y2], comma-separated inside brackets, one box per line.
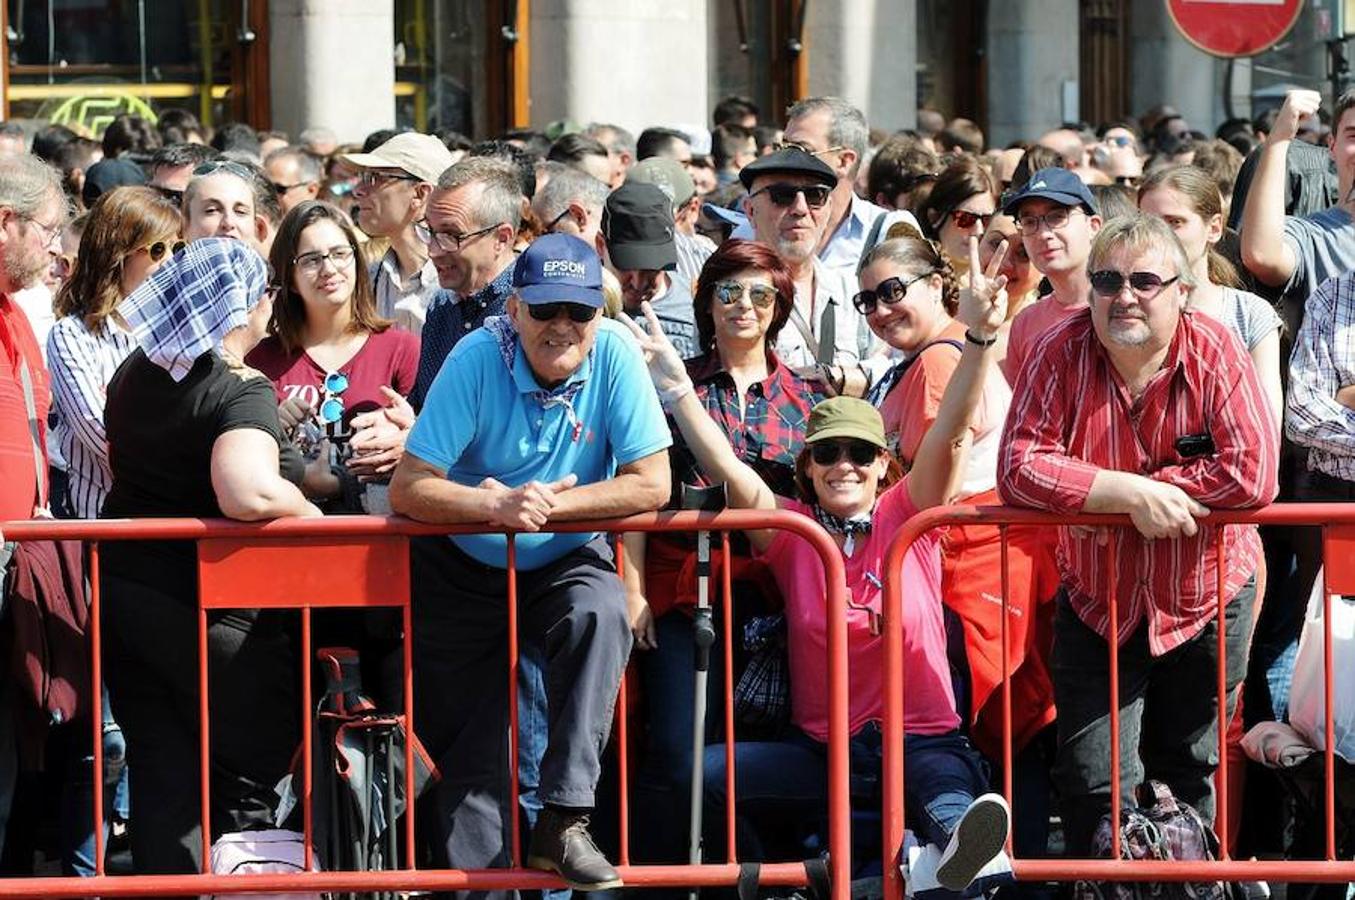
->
[935, 793, 1010, 892]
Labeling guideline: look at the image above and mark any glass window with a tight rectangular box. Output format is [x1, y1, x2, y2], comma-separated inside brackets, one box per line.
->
[394, 0, 499, 139]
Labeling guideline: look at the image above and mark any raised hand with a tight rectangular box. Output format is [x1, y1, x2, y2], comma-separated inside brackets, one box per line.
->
[957, 235, 1009, 340]
[1268, 89, 1321, 145]
[621, 301, 695, 405]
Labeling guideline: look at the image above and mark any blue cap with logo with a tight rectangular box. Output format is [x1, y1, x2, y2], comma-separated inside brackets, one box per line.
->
[1001, 166, 1099, 216]
[513, 233, 605, 308]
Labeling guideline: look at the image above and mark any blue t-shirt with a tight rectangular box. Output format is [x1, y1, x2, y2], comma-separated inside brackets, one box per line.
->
[406, 317, 671, 569]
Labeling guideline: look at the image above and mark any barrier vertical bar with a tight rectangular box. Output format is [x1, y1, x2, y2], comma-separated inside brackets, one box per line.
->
[90, 542, 105, 876]
[198, 598, 212, 871]
[999, 526, 1013, 842]
[824, 525, 850, 900]
[721, 531, 737, 863]
[613, 535, 630, 866]
[1215, 527, 1230, 860]
[1322, 555, 1335, 860]
[1107, 538, 1121, 859]
[403, 592, 416, 868]
[302, 606, 313, 872]
[507, 534, 521, 866]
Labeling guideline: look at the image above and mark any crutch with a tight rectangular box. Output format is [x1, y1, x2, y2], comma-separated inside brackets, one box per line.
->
[680, 482, 728, 900]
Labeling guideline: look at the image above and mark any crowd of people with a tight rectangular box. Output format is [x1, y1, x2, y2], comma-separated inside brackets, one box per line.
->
[0, 85, 1347, 899]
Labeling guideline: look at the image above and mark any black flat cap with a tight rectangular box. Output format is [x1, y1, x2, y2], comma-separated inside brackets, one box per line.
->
[738, 147, 837, 191]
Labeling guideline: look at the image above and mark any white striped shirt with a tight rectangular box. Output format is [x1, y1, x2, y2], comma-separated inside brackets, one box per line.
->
[674, 230, 715, 286]
[1287, 272, 1355, 482]
[47, 315, 136, 519]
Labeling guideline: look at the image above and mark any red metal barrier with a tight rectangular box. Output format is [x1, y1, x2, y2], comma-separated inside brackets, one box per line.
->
[880, 503, 1355, 900]
[0, 510, 850, 899]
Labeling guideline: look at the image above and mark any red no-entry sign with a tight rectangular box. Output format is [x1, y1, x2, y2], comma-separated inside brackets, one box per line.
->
[1165, 0, 1304, 58]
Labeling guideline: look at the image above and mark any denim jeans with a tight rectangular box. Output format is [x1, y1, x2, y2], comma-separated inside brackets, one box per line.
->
[517, 641, 570, 900]
[1051, 580, 1254, 856]
[58, 684, 131, 876]
[702, 725, 988, 860]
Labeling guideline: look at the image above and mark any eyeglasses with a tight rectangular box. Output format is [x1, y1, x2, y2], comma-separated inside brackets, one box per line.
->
[272, 180, 311, 195]
[1089, 270, 1180, 299]
[948, 209, 993, 231]
[294, 245, 356, 274]
[526, 302, 600, 323]
[319, 371, 349, 425]
[153, 185, 185, 205]
[136, 239, 187, 262]
[851, 271, 935, 315]
[544, 208, 573, 233]
[415, 220, 504, 253]
[1015, 207, 1084, 235]
[192, 159, 256, 180]
[748, 182, 832, 209]
[774, 140, 848, 159]
[809, 439, 879, 467]
[18, 212, 64, 247]
[357, 170, 419, 189]
[712, 280, 778, 309]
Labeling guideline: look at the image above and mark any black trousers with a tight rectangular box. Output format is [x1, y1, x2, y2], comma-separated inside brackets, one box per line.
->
[102, 571, 299, 890]
[411, 536, 631, 899]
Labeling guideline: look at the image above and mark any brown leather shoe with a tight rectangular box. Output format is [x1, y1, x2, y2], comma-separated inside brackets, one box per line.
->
[526, 807, 623, 891]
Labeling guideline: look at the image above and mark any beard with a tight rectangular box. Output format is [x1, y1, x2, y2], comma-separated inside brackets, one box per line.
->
[2, 244, 49, 292]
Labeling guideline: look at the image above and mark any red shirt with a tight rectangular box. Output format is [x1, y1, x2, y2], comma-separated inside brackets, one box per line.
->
[1000, 291, 1087, 384]
[246, 328, 420, 428]
[0, 293, 50, 519]
[997, 309, 1278, 655]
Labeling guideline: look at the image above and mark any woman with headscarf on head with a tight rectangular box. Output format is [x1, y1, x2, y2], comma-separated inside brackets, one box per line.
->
[100, 238, 319, 880]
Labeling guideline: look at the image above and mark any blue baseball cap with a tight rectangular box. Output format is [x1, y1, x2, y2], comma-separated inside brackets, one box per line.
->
[1001, 166, 1099, 216]
[513, 233, 605, 308]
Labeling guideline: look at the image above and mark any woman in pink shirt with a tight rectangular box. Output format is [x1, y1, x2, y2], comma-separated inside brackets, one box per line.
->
[624, 239, 1013, 893]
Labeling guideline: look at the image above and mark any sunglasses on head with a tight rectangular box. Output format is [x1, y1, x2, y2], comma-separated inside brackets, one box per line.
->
[526, 301, 600, 323]
[948, 209, 993, 230]
[809, 439, 880, 467]
[192, 159, 255, 180]
[141, 239, 186, 262]
[749, 182, 832, 209]
[1089, 270, 1179, 299]
[713, 280, 778, 309]
[851, 270, 935, 315]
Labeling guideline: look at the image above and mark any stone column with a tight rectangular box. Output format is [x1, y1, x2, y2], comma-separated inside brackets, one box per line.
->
[985, 0, 1080, 147]
[803, 0, 917, 131]
[1129, 3, 1224, 134]
[529, 0, 709, 135]
[268, 0, 395, 143]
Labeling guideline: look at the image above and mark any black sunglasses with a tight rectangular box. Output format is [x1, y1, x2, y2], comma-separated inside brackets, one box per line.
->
[809, 439, 879, 467]
[1089, 270, 1179, 299]
[526, 301, 600, 323]
[852, 271, 935, 315]
[749, 182, 832, 209]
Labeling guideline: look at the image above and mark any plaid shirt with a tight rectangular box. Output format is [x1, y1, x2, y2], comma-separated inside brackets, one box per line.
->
[998, 309, 1278, 655]
[1287, 270, 1355, 482]
[668, 350, 824, 500]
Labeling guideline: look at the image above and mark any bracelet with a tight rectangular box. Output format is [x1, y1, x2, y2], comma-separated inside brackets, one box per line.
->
[965, 329, 998, 348]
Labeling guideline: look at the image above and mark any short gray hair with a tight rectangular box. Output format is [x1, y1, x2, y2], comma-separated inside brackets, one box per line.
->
[264, 146, 323, 184]
[1087, 212, 1198, 291]
[0, 153, 63, 217]
[585, 122, 636, 156]
[436, 157, 523, 231]
[786, 96, 869, 175]
[534, 167, 610, 222]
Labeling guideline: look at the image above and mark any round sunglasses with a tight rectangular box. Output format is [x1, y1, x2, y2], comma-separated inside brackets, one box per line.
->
[137, 239, 187, 262]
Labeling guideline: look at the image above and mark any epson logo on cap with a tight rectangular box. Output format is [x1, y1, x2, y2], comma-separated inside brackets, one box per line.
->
[542, 259, 587, 278]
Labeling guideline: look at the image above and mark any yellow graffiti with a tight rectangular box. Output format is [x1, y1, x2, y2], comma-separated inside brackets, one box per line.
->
[44, 93, 159, 136]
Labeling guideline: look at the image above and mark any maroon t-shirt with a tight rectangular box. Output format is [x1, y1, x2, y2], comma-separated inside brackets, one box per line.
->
[246, 327, 420, 428]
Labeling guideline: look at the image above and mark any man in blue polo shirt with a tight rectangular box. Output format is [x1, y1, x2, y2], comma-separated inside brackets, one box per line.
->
[391, 233, 671, 893]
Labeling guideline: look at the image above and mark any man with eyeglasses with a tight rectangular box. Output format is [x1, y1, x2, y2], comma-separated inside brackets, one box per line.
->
[999, 167, 1103, 384]
[781, 97, 918, 276]
[390, 233, 671, 893]
[601, 181, 700, 359]
[343, 132, 454, 338]
[739, 147, 879, 395]
[408, 156, 522, 412]
[0, 153, 67, 850]
[998, 212, 1277, 860]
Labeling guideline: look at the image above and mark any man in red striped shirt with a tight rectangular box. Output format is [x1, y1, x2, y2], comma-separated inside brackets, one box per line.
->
[997, 213, 1278, 855]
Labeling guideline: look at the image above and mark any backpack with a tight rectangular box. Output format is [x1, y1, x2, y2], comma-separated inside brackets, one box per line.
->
[1071, 781, 1230, 900]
